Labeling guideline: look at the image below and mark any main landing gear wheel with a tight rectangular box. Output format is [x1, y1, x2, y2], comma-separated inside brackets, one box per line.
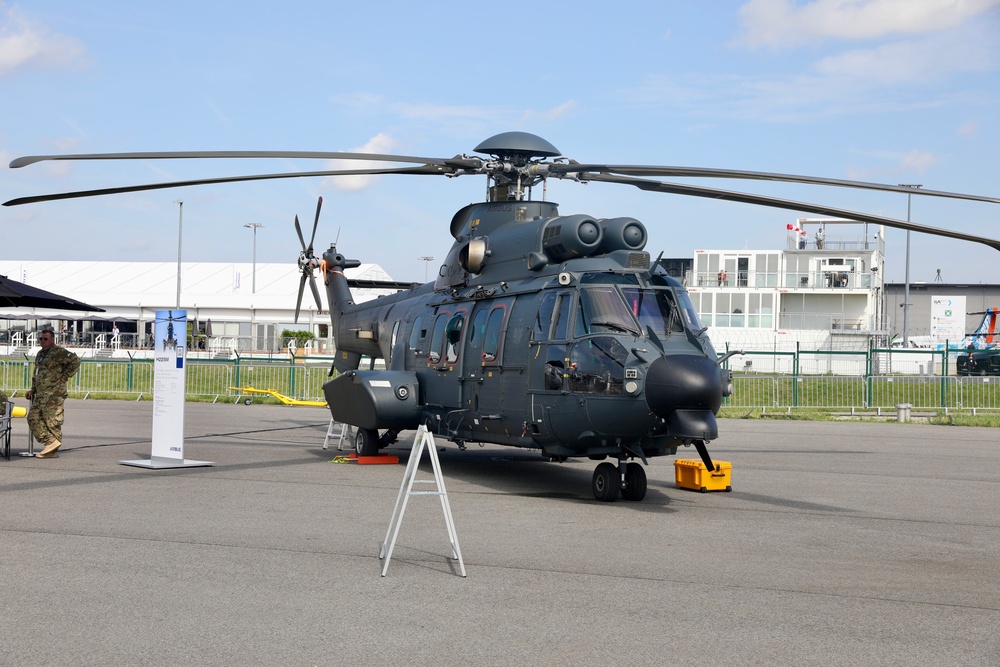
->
[355, 428, 379, 457]
[592, 462, 620, 502]
[621, 462, 647, 501]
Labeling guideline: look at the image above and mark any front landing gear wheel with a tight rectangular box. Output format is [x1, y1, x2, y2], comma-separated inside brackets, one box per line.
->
[621, 462, 647, 501]
[592, 462, 620, 502]
[355, 428, 379, 457]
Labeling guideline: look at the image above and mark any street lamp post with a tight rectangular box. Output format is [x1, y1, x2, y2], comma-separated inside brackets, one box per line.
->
[244, 223, 265, 293]
[174, 200, 183, 309]
[898, 184, 922, 347]
[418, 256, 434, 282]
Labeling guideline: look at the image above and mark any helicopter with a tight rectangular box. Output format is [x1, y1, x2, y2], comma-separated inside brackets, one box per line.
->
[7, 131, 1000, 502]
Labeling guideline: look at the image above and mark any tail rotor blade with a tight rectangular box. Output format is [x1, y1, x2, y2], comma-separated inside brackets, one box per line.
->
[294, 214, 307, 252]
[294, 272, 307, 323]
[309, 274, 323, 311]
[308, 196, 323, 253]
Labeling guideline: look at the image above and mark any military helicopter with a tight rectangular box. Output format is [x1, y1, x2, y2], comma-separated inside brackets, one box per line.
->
[7, 132, 1000, 501]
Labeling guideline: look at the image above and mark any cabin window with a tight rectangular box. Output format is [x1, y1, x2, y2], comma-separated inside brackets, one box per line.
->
[482, 306, 506, 363]
[428, 312, 449, 364]
[576, 287, 640, 337]
[444, 312, 465, 364]
[621, 288, 683, 335]
[389, 320, 400, 364]
[470, 308, 488, 343]
[408, 316, 425, 351]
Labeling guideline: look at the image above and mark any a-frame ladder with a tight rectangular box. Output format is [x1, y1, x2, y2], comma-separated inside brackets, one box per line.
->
[322, 419, 355, 451]
[379, 425, 465, 577]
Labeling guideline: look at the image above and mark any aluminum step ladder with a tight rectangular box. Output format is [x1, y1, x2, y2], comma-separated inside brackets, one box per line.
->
[379, 425, 465, 577]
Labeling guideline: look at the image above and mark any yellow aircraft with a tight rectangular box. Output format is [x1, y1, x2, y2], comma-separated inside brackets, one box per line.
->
[228, 387, 327, 407]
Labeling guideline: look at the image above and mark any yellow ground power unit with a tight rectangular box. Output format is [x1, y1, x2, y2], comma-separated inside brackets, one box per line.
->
[674, 459, 733, 493]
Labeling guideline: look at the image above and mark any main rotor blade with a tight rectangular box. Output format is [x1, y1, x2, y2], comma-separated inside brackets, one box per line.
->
[309, 196, 322, 253]
[3, 164, 450, 206]
[553, 164, 1000, 205]
[10, 150, 481, 170]
[581, 173, 1000, 252]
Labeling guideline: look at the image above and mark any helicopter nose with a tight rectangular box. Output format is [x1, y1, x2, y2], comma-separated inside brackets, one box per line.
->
[644, 354, 724, 419]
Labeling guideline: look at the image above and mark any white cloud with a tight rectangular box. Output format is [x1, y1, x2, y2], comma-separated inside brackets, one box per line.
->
[322, 132, 399, 192]
[519, 100, 578, 123]
[899, 148, 936, 174]
[627, 1, 998, 124]
[958, 121, 979, 137]
[844, 148, 937, 179]
[0, 4, 85, 76]
[736, 0, 1000, 49]
[816, 30, 996, 83]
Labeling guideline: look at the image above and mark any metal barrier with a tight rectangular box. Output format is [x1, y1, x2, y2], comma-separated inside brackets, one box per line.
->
[4, 348, 999, 411]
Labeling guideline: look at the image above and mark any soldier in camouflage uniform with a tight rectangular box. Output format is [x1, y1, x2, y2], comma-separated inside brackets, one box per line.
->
[26, 329, 80, 458]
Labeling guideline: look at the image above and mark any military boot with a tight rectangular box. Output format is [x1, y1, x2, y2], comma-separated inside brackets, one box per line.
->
[36, 440, 61, 458]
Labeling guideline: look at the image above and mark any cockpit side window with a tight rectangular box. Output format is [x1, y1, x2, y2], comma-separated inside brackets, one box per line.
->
[675, 289, 704, 332]
[535, 290, 573, 341]
[551, 292, 572, 340]
[535, 291, 556, 338]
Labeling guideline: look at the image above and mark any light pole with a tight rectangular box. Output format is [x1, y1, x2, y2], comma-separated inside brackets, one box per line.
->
[244, 223, 264, 293]
[418, 256, 434, 282]
[174, 200, 183, 308]
[898, 184, 921, 347]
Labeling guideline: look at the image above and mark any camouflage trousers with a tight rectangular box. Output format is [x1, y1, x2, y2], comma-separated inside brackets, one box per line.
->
[27, 394, 67, 447]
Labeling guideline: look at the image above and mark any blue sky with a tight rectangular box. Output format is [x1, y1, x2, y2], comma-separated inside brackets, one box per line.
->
[2, 0, 998, 284]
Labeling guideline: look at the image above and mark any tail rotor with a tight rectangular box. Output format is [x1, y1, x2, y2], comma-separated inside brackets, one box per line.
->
[294, 196, 325, 323]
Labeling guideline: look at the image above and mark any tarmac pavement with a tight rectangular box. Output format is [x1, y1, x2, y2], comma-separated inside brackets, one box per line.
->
[1, 399, 998, 666]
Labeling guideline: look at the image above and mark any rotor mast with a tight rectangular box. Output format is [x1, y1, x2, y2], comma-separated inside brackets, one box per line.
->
[473, 131, 561, 202]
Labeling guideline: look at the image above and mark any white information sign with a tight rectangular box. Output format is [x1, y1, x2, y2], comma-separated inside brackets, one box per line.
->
[120, 309, 212, 469]
[152, 310, 187, 460]
[930, 296, 966, 349]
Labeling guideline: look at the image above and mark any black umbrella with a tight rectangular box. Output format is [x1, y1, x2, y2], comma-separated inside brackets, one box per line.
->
[0, 274, 105, 312]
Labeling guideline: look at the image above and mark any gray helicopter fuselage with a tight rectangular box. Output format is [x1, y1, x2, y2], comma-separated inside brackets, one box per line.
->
[321, 200, 728, 460]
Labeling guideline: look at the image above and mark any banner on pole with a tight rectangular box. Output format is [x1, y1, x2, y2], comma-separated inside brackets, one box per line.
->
[120, 309, 213, 469]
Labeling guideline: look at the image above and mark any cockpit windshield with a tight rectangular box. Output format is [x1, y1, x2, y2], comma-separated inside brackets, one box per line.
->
[576, 287, 641, 336]
[621, 288, 684, 336]
[573, 285, 703, 338]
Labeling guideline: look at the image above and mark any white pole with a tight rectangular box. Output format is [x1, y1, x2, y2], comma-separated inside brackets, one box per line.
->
[244, 223, 265, 293]
[175, 200, 183, 309]
[898, 185, 921, 347]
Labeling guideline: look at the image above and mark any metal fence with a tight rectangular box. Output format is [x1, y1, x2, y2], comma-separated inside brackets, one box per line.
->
[3, 347, 998, 411]
[725, 375, 1000, 411]
[721, 346, 1000, 411]
[0, 356, 339, 403]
